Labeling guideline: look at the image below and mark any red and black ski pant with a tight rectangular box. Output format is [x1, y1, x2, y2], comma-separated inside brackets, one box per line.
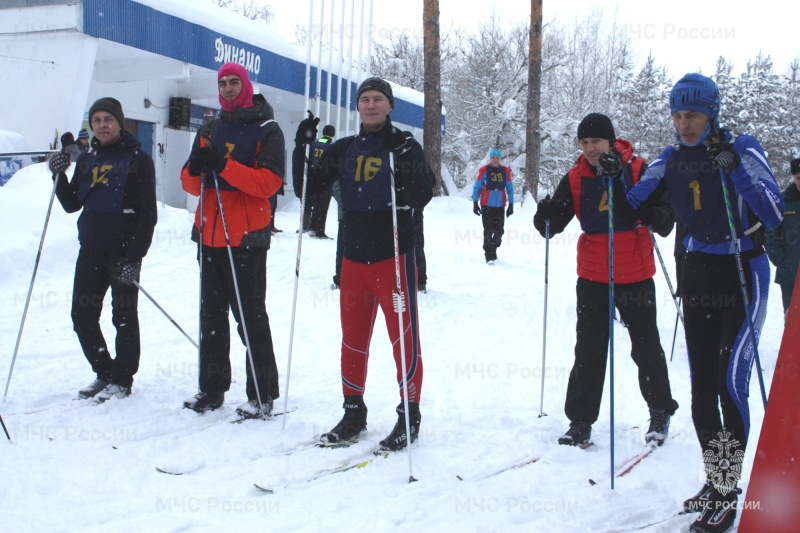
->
[339, 251, 423, 402]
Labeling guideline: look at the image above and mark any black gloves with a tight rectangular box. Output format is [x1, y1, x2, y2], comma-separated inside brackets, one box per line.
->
[188, 146, 227, 175]
[706, 141, 741, 172]
[639, 206, 659, 227]
[49, 152, 70, 174]
[295, 111, 320, 145]
[473, 202, 481, 216]
[597, 151, 622, 176]
[506, 203, 514, 217]
[113, 257, 141, 285]
[536, 194, 553, 220]
[380, 116, 409, 153]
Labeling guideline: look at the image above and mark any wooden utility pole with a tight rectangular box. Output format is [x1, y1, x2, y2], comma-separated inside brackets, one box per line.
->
[423, 0, 445, 195]
[526, 0, 543, 200]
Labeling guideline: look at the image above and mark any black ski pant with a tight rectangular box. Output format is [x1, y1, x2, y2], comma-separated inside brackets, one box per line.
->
[682, 251, 769, 454]
[310, 184, 333, 236]
[199, 246, 279, 402]
[334, 218, 345, 287]
[413, 208, 427, 286]
[481, 206, 505, 260]
[71, 250, 140, 388]
[565, 277, 678, 424]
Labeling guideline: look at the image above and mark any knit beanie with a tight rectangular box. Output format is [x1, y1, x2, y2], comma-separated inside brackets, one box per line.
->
[791, 158, 800, 175]
[217, 62, 254, 112]
[577, 113, 616, 142]
[77, 129, 89, 140]
[356, 77, 394, 108]
[322, 125, 336, 138]
[670, 73, 720, 145]
[489, 148, 503, 158]
[88, 97, 125, 130]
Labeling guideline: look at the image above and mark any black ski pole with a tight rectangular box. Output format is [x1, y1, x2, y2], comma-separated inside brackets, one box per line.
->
[133, 281, 198, 349]
[211, 170, 268, 420]
[0, 413, 11, 441]
[648, 228, 684, 326]
[719, 168, 768, 408]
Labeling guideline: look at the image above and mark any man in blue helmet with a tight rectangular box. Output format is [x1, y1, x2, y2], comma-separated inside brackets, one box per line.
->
[627, 73, 784, 533]
[472, 148, 514, 263]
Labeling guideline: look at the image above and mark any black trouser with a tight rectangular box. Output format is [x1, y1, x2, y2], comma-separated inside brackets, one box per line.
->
[413, 209, 427, 285]
[334, 218, 345, 286]
[481, 206, 505, 260]
[682, 251, 769, 453]
[199, 246, 279, 402]
[310, 185, 333, 235]
[71, 250, 140, 388]
[565, 277, 678, 424]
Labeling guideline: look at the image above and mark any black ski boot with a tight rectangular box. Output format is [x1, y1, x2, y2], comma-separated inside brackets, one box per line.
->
[183, 391, 225, 412]
[690, 486, 741, 532]
[558, 421, 592, 447]
[321, 395, 368, 444]
[684, 482, 714, 513]
[379, 401, 421, 451]
[78, 378, 109, 399]
[645, 409, 671, 446]
[236, 398, 273, 419]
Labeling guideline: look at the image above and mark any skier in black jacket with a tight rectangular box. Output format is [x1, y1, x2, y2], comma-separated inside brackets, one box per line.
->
[49, 97, 157, 403]
[293, 77, 432, 451]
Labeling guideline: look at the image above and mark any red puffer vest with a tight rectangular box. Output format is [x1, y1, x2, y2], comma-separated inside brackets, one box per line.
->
[568, 139, 655, 284]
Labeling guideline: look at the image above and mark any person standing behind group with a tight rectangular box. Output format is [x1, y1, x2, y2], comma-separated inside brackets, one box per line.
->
[295, 123, 335, 239]
[472, 148, 514, 263]
[533, 112, 679, 450]
[77, 129, 90, 153]
[765, 157, 800, 317]
[293, 77, 432, 451]
[626, 73, 783, 533]
[308, 125, 336, 239]
[180, 62, 285, 419]
[60, 132, 81, 163]
[48, 97, 157, 402]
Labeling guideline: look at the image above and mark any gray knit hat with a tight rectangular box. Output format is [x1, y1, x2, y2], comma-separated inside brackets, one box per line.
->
[88, 97, 125, 130]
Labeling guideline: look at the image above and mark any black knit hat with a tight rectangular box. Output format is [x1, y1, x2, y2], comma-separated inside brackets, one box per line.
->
[577, 113, 616, 142]
[791, 158, 800, 175]
[356, 77, 394, 108]
[88, 97, 125, 130]
[322, 125, 336, 137]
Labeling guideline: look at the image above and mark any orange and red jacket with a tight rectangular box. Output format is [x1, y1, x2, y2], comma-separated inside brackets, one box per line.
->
[180, 96, 285, 248]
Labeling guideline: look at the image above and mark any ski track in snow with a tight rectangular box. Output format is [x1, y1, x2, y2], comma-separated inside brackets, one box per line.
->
[0, 164, 780, 531]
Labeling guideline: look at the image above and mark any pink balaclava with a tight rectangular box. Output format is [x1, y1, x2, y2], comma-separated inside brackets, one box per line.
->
[217, 62, 254, 112]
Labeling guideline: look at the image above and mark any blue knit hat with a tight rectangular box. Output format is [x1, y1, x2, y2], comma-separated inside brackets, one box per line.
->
[670, 73, 720, 145]
[489, 148, 502, 158]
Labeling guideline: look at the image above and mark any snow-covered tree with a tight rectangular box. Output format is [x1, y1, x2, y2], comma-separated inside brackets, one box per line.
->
[615, 55, 673, 162]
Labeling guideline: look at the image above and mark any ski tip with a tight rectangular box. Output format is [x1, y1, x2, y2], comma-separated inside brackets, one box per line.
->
[253, 483, 274, 493]
[588, 478, 597, 486]
[156, 467, 183, 476]
[456, 475, 464, 481]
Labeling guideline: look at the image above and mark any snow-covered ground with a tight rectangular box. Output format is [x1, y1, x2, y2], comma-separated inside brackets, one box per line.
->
[0, 163, 784, 532]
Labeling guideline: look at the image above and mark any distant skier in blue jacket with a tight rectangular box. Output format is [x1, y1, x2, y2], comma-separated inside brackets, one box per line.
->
[626, 73, 783, 533]
[472, 148, 514, 263]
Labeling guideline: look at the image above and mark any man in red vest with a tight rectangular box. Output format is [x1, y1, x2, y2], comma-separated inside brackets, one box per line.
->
[533, 113, 678, 447]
